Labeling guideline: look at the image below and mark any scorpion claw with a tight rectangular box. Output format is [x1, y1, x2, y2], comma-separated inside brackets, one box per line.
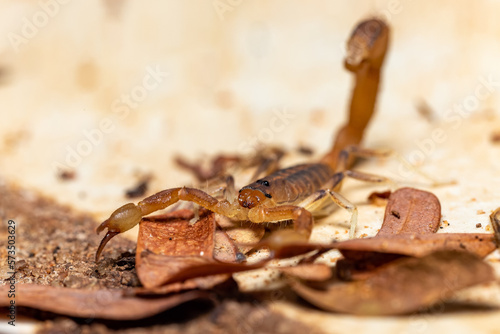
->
[95, 231, 120, 262]
[96, 218, 110, 235]
[94, 203, 143, 262]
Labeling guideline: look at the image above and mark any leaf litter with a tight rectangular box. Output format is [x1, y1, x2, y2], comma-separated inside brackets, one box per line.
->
[4, 185, 499, 322]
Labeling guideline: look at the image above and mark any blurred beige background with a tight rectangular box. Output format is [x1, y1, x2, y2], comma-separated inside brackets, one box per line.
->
[1, 1, 500, 333]
[0, 0, 499, 212]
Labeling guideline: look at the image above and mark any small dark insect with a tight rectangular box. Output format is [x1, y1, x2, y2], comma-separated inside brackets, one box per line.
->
[57, 169, 76, 181]
[391, 210, 401, 219]
[125, 176, 152, 199]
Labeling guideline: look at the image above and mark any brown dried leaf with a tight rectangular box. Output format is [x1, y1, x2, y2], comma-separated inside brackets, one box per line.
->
[139, 252, 265, 288]
[175, 155, 241, 182]
[137, 210, 215, 258]
[337, 233, 496, 259]
[489, 208, 500, 246]
[136, 210, 269, 288]
[336, 188, 496, 280]
[335, 254, 403, 281]
[226, 224, 266, 254]
[291, 251, 495, 315]
[214, 229, 244, 263]
[377, 187, 441, 235]
[215, 215, 266, 255]
[367, 190, 391, 206]
[250, 230, 329, 259]
[130, 274, 230, 296]
[335, 233, 496, 281]
[270, 243, 329, 259]
[136, 210, 217, 288]
[0, 284, 207, 320]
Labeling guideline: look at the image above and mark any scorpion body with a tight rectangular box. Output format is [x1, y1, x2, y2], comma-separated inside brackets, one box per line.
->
[95, 18, 390, 261]
[239, 163, 333, 208]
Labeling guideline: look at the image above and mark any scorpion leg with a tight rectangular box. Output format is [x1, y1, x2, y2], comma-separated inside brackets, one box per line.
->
[300, 189, 358, 239]
[330, 168, 394, 193]
[332, 145, 392, 172]
[336, 146, 447, 186]
[290, 167, 392, 240]
[95, 187, 241, 261]
[325, 191, 358, 239]
[257, 190, 359, 248]
[248, 205, 313, 240]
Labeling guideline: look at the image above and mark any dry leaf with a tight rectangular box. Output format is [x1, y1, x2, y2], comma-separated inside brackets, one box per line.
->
[139, 252, 265, 288]
[0, 284, 207, 320]
[136, 210, 267, 288]
[136, 211, 217, 288]
[489, 208, 500, 246]
[336, 233, 496, 259]
[291, 251, 494, 315]
[335, 188, 496, 280]
[130, 274, 230, 296]
[215, 215, 266, 255]
[334, 187, 442, 279]
[214, 228, 245, 263]
[377, 187, 441, 235]
[138, 210, 215, 258]
[367, 190, 391, 206]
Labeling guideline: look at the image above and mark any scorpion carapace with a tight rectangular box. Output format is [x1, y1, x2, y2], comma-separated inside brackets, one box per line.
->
[238, 188, 268, 209]
[95, 18, 391, 261]
[240, 164, 333, 206]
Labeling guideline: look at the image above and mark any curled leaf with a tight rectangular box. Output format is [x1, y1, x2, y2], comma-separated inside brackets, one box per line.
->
[136, 211, 216, 288]
[130, 274, 230, 296]
[489, 207, 500, 247]
[138, 210, 215, 258]
[135, 210, 268, 288]
[214, 228, 245, 263]
[337, 233, 496, 259]
[290, 251, 495, 315]
[0, 284, 207, 320]
[367, 190, 391, 206]
[139, 252, 266, 288]
[377, 187, 441, 235]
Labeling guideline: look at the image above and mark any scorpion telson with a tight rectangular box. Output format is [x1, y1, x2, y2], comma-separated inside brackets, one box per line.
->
[95, 18, 391, 261]
[322, 18, 389, 170]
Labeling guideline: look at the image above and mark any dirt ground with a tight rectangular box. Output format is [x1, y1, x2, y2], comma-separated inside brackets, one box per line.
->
[0, 180, 326, 334]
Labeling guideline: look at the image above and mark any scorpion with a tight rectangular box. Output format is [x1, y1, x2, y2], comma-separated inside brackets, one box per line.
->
[95, 18, 390, 261]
